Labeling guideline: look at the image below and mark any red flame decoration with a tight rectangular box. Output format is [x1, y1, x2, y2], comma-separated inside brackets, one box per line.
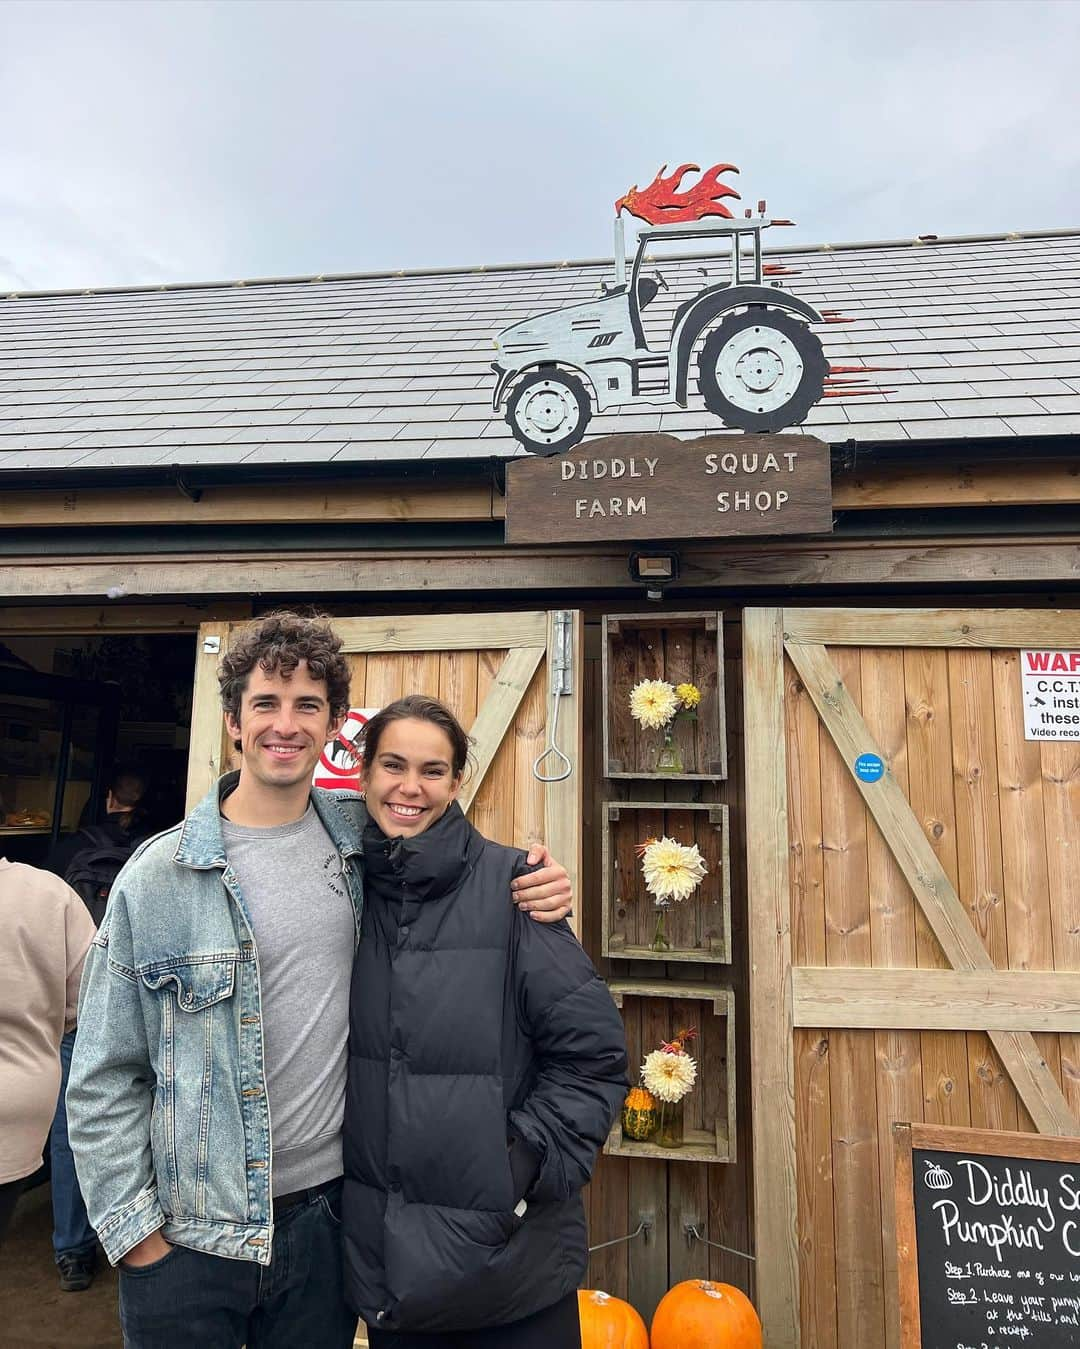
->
[616, 163, 741, 225]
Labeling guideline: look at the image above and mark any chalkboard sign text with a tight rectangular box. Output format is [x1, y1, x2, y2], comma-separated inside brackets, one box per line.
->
[895, 1122, 1080, 1348]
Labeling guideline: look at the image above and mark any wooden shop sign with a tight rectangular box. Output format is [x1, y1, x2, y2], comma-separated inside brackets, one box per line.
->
[504, 432, 832, 544]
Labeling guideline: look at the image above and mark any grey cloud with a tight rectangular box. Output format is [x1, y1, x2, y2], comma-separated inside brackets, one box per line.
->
[1, 0, 1078, 292]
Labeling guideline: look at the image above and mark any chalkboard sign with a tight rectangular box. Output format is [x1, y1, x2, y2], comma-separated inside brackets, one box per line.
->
[895, 1123, 1080, 1348]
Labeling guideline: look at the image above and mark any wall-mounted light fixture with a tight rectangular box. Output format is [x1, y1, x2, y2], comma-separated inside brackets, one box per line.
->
[629, 551, 680, 601]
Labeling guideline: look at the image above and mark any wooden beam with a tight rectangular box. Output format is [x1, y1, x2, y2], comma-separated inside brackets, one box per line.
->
[457, 645, 546, 816]
[785, 639, 1077, 1135]
[892, 1125, 921, 1349]
[0, 480, 498, 528]
[332, 612, 548, 652]
[607, 980, 734, 1017]
[744, 608, 801, 1348]
[7, 538, 1080, 598]
[0, 602, 252, 634]
[835, 459, 1080, 511]
[794, 967, 1080, 1031]
[783, 607, 1080, 649]
[6, 458, 1079, 530]
[185, 621, 232, 810]
[904, 1120, 1080, 1165]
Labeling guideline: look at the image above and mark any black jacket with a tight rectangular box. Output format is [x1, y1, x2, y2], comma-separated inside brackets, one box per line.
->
[46, 816, 136, 881]
[342, 803, 628, 1334]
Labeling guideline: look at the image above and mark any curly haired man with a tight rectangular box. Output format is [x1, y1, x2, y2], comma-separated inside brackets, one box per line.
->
[68, 612, 573, 1348]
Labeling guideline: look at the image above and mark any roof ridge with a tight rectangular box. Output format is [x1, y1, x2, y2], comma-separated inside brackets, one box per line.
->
[5, 226, 1079, 303]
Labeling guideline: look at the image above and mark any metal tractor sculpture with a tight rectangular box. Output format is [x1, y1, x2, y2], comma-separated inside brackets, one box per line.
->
[491, 163, 871, 456]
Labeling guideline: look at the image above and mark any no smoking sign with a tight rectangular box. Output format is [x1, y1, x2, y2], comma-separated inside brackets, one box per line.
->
[312, 707, 381, 791]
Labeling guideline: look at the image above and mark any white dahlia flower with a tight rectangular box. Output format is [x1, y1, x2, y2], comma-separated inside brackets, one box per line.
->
[629, 679, 678, 730]
[641, 1048, 697, 1103]
[640, 836, 707, 903]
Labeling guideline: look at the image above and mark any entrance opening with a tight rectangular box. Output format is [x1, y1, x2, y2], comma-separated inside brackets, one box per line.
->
[0, 631, 195, 869]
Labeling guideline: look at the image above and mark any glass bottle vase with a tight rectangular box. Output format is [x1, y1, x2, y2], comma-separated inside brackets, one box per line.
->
[651, 904, 672, 953]
[653, 728, 684, 774]
[656, 1097, 685, 1149]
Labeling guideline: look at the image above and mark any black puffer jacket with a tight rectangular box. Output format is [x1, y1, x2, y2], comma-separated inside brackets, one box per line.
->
[342, 803, 628, 1334]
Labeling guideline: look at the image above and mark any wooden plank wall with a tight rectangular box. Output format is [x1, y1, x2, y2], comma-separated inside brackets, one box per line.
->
[583, 613, 754, 1321]
[340, 646, 548, 851]
[787, 642, 1080, 1348]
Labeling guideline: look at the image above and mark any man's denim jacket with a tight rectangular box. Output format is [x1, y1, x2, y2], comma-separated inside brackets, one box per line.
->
[67, 773, 365, 1267]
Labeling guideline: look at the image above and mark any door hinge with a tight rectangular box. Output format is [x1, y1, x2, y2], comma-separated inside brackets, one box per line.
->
[551, 609, 573, 696]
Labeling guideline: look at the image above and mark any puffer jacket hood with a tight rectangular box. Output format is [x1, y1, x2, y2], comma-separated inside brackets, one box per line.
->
[342, 804, 627, 1334]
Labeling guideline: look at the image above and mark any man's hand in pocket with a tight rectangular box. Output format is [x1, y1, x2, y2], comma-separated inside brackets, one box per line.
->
[121, 1229, 172, 1268]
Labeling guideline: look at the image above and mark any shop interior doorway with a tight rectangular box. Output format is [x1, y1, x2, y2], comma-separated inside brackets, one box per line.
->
[0, 631, 196, 870]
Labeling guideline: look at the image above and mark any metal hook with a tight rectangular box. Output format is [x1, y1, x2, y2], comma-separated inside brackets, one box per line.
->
[533, 685, 572, 783]
[533, 611, 574, 784]
[588, 1212, 654, 1253]
[683, 1221, 756, 1262]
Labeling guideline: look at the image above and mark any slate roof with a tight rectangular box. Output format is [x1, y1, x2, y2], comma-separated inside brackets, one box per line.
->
[1, 228, 1079, 475]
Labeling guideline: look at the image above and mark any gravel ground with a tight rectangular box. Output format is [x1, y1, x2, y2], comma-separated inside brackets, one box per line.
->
[0, 1183, 121, 1349]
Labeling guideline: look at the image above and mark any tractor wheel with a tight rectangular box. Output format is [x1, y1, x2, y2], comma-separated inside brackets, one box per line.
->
[505, 369, 591, 456]
[697, 309, 827, 433]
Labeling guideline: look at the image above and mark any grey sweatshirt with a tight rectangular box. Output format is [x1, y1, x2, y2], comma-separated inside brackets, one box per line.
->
[221, 804, 355, 1196]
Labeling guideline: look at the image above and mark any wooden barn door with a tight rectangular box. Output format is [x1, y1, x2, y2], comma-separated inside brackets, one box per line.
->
[746, 609, 1080, 1349]
[184, 611, 582, 907]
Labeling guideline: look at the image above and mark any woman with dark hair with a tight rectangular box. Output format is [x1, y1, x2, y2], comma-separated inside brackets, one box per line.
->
[343, 695, 628, 1348]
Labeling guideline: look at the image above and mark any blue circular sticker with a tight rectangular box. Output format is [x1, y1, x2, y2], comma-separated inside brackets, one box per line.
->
[854, 753, 885, 783]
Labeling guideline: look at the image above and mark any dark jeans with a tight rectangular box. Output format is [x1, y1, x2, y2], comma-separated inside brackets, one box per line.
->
[0, 1179, 24, 1249]
[51, 1028, 96, 1259]
[367, 1291, 582, 1349]
[118, 1182, 356, 1349]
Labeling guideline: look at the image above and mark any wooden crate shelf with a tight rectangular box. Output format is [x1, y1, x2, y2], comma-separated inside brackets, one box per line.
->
[604, 980, 735, 1165]
[602, 611, 727, 780]
[602, 801, 731, 964]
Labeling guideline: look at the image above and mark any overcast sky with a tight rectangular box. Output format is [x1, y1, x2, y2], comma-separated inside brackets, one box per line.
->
[2, 0, 1078, 292]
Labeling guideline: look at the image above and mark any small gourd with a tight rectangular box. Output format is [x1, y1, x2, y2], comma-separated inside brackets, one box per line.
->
[621, 1086, 659, 1141]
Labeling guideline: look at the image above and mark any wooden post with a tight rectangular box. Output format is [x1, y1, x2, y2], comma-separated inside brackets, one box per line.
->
[891, 1123, 921, 1349]
[185, 621, 232, 810]
[744, 608, 800, 1347]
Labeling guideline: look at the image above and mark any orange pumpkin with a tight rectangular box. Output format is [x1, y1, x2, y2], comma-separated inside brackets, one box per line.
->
[651, 1279, 762, 1348]
[577, 1288, 650, 1349]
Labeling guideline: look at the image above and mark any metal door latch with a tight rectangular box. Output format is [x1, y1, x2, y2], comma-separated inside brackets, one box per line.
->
[533, 611, 573, 783]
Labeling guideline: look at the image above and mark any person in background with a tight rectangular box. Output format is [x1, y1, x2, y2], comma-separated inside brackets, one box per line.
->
[0, 858, 95, 1249]
[42, 765, 149, 1292]
[46, 765, 149, 881]
[67, 612, 572, 1348]
[345, 696, 628, 1348]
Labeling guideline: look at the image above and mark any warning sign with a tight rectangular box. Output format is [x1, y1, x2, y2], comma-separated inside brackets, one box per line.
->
[312, 707, 380, 791]
[1021, 651, 1080, 741]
